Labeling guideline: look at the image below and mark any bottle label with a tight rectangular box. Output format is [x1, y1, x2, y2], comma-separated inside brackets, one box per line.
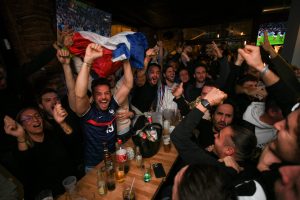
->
[116, 149, 128, 163]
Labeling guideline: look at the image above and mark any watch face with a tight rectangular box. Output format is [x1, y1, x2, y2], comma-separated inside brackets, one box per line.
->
[201, 99, 210, 108]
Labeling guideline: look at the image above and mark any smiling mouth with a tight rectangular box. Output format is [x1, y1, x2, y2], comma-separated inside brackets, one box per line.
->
[32, 123, 42, 128]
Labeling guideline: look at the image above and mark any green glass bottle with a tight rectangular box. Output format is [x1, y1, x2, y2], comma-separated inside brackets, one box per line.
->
[143, 166, 151, 182]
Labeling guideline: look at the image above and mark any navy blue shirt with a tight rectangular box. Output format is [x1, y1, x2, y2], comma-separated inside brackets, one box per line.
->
[80, 97, 119, 167]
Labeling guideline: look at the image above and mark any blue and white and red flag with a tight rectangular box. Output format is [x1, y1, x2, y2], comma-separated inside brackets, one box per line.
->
[68, 31, 148, 78]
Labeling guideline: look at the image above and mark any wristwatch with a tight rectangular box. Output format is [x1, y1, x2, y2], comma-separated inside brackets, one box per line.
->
[200, 99, 211, 110]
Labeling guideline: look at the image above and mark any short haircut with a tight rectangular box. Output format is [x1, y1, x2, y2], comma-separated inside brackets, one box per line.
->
[162, 65, 174, 74]
[230, 125, 257, 161]
[211, 98, 237, 124]
[178, 67, 189, 74]
[203, 79, 218, 88]
[148, 63, 161, 71]
[91, 77, 110, 93]
[16, 107, 41, 123]
[37, 88, 58, 104]
[193, 63, 207, 74]
[178, 164, 236, 200]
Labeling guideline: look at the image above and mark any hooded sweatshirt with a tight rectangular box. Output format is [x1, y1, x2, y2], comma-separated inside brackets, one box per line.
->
[243, 102, 277, 148]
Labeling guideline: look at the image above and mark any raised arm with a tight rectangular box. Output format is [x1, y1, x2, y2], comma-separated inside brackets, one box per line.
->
[56, 49, 76, 112]
[75, 43, 103, 116]
[238, 45, 279, 87]
[4, 116, 28, 151]
[261, 31, 300, 95]
[239, 45, 298, 115]
[53, 103, 73, 135]
[211, 41, 230, 89]
[135, 48, 157, 87]
[171, 88, 227, 164]
[114, 60, 133, 105]
[172, 82, 191, 116]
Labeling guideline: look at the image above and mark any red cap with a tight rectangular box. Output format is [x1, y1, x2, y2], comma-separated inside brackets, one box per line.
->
[117, 139, 122, 144]
[147, 116, 153, 123]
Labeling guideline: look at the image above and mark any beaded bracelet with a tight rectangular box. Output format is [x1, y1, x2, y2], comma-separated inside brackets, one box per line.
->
[83, 61, 92, 67]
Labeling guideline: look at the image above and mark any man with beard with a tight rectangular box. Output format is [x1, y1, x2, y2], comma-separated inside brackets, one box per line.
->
[173, 82, 235, 148]
[156, 65, 178, 112]
[185, 41, 230, 102]
[75, 43, 133, 171]
[37, 88, 84, 177]
[171, 87, 258, 184]
[131, 48, 161, 113]
[235, 44, 300, 199]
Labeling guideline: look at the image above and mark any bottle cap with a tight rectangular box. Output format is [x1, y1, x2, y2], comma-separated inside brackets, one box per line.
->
[117, 139, 122, 144]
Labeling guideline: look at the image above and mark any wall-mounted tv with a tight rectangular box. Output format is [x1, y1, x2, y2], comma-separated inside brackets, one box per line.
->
[256, 21, 287, 46]
[56, 0, 112, 37]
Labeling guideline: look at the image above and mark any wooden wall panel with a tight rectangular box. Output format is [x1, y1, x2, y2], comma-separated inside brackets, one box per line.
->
[1, 0, 56, 65]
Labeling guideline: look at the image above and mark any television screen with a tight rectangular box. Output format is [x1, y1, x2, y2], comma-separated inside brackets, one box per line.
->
[256, 22, 287, 46]
[56, 0, 112, 37]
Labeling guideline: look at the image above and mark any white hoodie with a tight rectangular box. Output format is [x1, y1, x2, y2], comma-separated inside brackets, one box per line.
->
[243, 102, 277, 148]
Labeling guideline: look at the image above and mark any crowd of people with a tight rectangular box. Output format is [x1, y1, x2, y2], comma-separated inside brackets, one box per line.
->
[0, 29, 300, 200]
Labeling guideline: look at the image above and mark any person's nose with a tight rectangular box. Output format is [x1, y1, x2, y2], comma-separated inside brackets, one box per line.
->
[220, 114, 226, 122]
[32, 116, 40, 122]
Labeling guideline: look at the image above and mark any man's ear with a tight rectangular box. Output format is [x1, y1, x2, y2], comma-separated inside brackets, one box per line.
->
[38, 103, 43, 110]
[225, 146, 235, 156]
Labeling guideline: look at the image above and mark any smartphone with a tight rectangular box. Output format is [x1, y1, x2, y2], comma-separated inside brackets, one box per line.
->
[152, 163, 166, 178]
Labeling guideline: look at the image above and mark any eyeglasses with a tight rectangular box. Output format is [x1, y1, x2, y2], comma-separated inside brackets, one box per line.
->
[20, 113, 42, 124]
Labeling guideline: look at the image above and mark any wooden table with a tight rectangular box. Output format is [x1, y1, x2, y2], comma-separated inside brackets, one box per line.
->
[58, 139, 178, 200]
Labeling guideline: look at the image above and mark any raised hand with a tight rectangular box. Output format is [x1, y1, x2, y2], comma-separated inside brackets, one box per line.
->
[56, 49, 71, 65]
[84, 43, 103, 64]
[235, 51, 245, 66]
[238, 45, 264, 72]
[211, 41, 223, 58]
[260, 31, 273, 53]
[53, 103, 68, 124]
[4, 116, 25, 138]
[202, 87, 227, 106]
[146, 47, 158, 57]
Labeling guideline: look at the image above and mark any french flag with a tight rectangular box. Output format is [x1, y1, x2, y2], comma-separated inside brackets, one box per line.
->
[68, 31, 148, 78]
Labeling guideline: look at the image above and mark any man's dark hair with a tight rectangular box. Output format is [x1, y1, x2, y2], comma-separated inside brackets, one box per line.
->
[193, 62, 208, 74]
[230, 125, 257, 161]
[178, 164, 237, 200]
[162, 65, 173, 74]
[37, 88, 58, 104]
[203, 79, 218, 88]
[236, 74, 258, 86]
[91, 77, 111, 93]
[147, 63, 161, 74]
[211, 97, 237, 124]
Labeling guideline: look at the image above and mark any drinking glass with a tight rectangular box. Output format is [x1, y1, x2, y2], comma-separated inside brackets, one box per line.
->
[35, 189, 53, 200]
[123, 187, 135, 200]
